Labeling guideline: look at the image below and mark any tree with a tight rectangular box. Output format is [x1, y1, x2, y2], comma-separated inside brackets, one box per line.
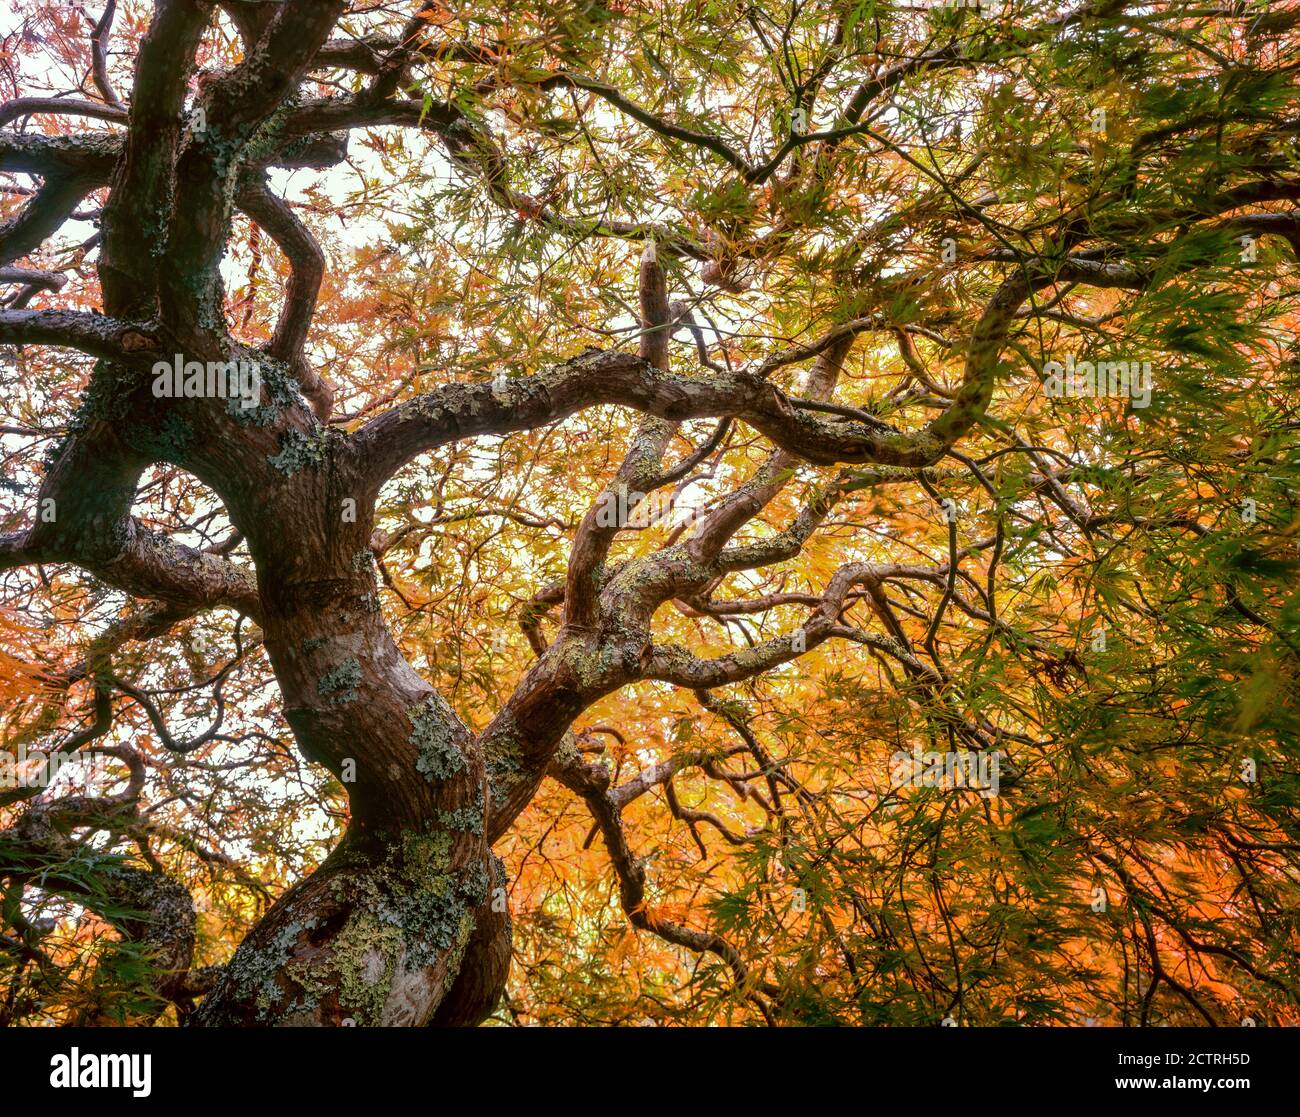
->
[1, 0, 1298, 1027]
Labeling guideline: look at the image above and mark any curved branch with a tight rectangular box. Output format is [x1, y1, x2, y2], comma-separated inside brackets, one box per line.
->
[548, 746, 772, 1017]
[88, 2, 127, 109]
[0, 97, 126, 129]
[236, 174, 332, 418]
[0, 308, 157, 358]
[0, 176, 100, 268]
[354, 349, 945, 488]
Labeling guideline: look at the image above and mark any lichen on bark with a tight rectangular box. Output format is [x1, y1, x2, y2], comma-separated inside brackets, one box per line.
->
[407, 695, 467, 783]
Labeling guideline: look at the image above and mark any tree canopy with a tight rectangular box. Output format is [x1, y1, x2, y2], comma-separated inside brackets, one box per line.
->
[1, 0, 1299, 1027]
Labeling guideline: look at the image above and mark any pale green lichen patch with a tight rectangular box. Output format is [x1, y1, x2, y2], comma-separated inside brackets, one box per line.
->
[407, 696, 467, 783]
[207, 912, 322, 1024]
[391, 831, 481, 971]
[230, 356, 302, 426]
[485, 713, 523, 803]
[205, 830, 491, 1024]
[267, 428, 328, 475]
[552, 730, 582, 770]
[459, 858, 491, 907]
[436, 789, 485, 835]
[245, 95, 298, 165]
[565, 641, 621, 690]
[47, 358, 146, 466]
[318, 656, 361, 705]
[272, 834, 469, 1024]
[289, 909, 402, 1026]
[486, 751, 522, 805]
[127, 411, 193, 461]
